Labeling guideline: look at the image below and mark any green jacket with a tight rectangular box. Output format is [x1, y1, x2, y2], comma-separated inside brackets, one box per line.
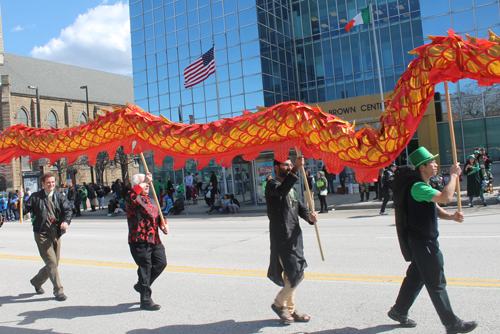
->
[465, 157, 484, 197]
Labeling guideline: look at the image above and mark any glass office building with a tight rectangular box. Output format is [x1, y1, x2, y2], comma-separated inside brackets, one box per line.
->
[129, 0, 500, 197]
[420, 0, 500, 164]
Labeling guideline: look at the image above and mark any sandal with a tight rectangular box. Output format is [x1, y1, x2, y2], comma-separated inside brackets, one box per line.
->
[271, 304, 294, 323]
[291, 310, 310, 322]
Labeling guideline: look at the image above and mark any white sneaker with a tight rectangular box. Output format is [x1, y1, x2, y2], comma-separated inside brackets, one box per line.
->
[380, 212, 388, 215]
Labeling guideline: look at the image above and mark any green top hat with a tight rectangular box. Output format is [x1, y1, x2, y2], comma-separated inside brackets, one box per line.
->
[408, 147, 439, 168]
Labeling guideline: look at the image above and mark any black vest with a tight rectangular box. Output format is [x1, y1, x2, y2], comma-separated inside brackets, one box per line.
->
[407, 182, 439, 240]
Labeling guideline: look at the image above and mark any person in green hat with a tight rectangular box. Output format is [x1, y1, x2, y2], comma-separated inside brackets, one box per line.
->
[478, 147, 493, 193]
[387, 147, 477, 334]
[464, 155, 486, 207]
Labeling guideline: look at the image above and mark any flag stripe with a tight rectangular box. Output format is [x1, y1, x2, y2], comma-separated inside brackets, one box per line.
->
[345, 7, 370, 32]
[183, 47, 216, 88]
[185, 61, 215, 88]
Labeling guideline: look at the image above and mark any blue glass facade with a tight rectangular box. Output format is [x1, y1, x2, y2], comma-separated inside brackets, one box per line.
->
[290, 0, 422, 103]
[130, 0, 265, 124]
[130, 0, 423, 121]
[420, 0, 500, 164]
[129, 0, 500, 192]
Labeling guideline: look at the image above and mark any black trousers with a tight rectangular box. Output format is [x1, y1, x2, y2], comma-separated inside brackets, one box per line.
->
[129, 243, 167, 305]
[393, 238, 459, 327]
[318, 195, 328, 212]
[380, 195, 390, 212]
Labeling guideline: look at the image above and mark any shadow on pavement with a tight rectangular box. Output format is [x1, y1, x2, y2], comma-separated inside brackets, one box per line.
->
[17, 303, 138, 325]
[299, 324, 401, 333]
[127, 319, 288, 334]
[0, 293, 55, 306]
[0, 327, 61, 333]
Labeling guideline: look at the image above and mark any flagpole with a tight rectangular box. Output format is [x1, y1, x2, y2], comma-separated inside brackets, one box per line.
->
[212, 41, 228, 194]
[369, 1, 385, 111]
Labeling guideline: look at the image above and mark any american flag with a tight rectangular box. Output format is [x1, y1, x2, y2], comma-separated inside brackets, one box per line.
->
[183, 47, 216, 89]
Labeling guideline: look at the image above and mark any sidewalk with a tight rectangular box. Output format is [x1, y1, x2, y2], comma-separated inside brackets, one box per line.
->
[69, 187, 499, 220]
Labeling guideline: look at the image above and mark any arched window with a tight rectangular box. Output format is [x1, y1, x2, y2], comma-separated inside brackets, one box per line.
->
[17, 108, 29, 125]
[79, 112, 88, 124]
[48, 109, 58, 128]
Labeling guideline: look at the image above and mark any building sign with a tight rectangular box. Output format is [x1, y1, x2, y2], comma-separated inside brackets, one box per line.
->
[22, 170, 42, 177]
[315, 92, 436, 123]
[328, 102, 387, 117]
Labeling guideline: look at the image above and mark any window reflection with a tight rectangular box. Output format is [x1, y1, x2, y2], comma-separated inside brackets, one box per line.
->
[168, 62, 179, 76]
[422, 15, 451, 36]
[228, 45, 241, 62]
[211, 2, 223, 18]
[169, 77, 180, 92]
[232, 95, 245, 111]
[199, 6, 211, 22]
[475, 4, 500, 29]
[182, 89, 193, 104]
[224, 0, 237, 14]
[160, 94, 170, 109]
[193, 86, 205, 103]
[229, 62, 242, 79]
[177, 29, 187, 43]
[213, 17, 224, 34]
[216, 49, 228, 64]
[159, 79, 169, 95]
[239, 8, 257, 27]
[226, 29, 240, 46]
[133, 72, 148, 93]
[131, 15, 144, 31]
[230, 78, 244, 95]
[200, 21, 212, 37]
[244, 75, 263, 92]
[219, 81, 230, 98]
[194, 102, 206, 119]
[217, 65, 229, 81]
[133, 57, 146, 72]
[206, 100, 218, 116]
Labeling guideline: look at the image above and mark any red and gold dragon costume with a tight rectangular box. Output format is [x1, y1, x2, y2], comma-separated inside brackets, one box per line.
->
[1, 30, 500, 182]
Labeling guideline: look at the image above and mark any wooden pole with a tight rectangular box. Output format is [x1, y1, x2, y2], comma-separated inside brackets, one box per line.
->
[294, 147, 325, 261]
[140, 152, 166, 227]
[19, 158, 23, 223]
[444, 82, 462, 213]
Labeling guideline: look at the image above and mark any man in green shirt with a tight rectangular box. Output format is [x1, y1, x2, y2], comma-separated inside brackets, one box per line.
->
[388, 147, 477, 334]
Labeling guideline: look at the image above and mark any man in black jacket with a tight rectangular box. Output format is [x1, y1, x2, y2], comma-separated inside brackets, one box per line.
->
[22, 172, 72, 301]
[266, 156, 317, 323]
[388, 147, 477, 334]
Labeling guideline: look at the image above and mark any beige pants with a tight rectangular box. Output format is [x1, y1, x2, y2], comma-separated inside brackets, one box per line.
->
[274, 258, 303, 313]
[32, 225, 64, 296]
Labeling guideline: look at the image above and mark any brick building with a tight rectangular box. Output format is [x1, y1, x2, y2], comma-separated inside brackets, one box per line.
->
[0, 44, 137, 192]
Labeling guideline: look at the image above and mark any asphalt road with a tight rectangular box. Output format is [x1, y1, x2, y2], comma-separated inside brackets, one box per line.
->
[0, 205, 499, 334]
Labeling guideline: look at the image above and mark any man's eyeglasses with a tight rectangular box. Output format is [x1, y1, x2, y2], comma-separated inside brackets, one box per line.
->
[280, 163, 292, 167]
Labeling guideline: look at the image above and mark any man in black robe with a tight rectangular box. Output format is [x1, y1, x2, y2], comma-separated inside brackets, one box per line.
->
[265, 156, 318, 323]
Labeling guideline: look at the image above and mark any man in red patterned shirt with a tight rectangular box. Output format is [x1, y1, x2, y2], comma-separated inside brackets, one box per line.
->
[126, 172, 168, 311]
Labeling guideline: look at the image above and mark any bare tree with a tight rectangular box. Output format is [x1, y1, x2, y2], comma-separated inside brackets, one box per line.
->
[453, 82, 500, 118]
[94, 151, 112, 184]
[113, 146, 138, 182]
[52, 158, 68, 186]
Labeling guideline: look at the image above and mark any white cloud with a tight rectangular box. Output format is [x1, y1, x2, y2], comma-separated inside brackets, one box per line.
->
[11, 25, 24, 32]
[30, 2, 132, 75]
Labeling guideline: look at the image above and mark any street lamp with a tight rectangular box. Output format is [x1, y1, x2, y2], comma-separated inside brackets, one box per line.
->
[80, 85, 95, 185]
[27, 86, 41, 127]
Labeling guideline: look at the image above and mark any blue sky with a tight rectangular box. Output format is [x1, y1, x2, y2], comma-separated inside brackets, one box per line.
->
[1, 0, 132, 75]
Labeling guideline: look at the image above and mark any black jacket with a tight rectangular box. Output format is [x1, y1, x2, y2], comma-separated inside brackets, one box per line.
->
[265, 172, 312, 287]
[24, 190, 72, 235]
